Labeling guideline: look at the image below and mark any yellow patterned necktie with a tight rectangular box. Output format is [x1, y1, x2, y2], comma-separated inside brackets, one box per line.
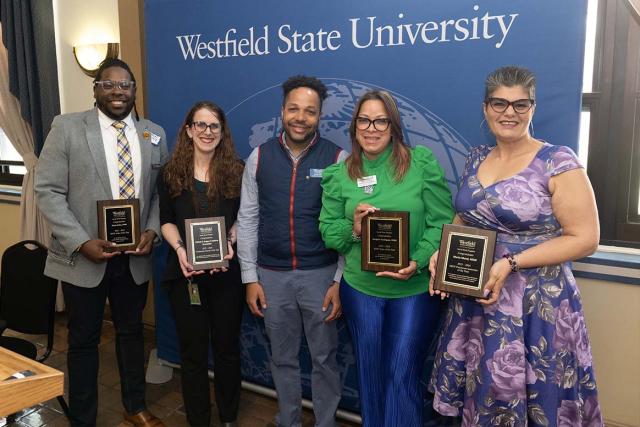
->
[112, 121, 135, 199]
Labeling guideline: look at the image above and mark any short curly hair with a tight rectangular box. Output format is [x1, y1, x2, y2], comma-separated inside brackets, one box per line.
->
[282, 75, 328, 107]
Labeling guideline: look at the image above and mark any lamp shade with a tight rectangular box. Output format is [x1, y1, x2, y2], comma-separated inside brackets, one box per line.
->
[73, 43, 119, 77]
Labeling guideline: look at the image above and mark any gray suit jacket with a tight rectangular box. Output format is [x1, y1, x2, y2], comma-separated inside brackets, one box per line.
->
[35, 108, 169, 288]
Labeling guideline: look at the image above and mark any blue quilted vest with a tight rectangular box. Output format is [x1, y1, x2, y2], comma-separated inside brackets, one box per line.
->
[256, 133, 341, 270]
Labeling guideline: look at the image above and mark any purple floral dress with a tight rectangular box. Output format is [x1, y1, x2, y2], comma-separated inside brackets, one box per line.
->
[429, 143, 603, 427]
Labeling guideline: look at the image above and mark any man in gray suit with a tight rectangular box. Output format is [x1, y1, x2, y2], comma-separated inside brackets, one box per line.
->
[35, 58, 168, 427]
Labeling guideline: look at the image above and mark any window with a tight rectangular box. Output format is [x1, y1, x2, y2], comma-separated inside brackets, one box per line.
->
[0, 128, 26, 186]
[581, 0, 640, 247]
[578, 0, 600, 170]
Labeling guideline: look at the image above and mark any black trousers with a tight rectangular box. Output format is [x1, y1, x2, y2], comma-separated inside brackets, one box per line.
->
[167, 265, 244, 426]
[62, 255, 148, 427]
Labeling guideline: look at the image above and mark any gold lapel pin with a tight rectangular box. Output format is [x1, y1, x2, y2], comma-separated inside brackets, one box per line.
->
[143, 130, 150, 139]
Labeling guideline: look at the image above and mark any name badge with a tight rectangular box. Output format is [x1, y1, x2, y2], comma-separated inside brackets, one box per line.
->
[150, 132, 161, 146]
[309, 168, 324, 178]
[357, 175, 377, 188]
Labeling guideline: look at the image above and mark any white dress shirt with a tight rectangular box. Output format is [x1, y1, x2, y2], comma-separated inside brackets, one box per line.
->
[98, 110, 142, 199]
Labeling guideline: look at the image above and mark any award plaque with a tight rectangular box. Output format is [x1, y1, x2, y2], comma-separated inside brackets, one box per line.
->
[185, 217, 228, 269]
[434, 224, 497, 298]
[361, 211, 409, 272]
[97, 199, 140, 252]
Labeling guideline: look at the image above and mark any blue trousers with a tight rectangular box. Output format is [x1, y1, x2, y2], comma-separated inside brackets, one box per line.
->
[340, 280, 442, 427]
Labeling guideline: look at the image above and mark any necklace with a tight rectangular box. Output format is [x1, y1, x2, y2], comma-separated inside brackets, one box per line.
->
[194, 166, 209, 182]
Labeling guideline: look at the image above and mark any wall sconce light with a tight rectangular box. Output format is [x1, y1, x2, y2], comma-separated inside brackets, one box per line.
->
[73, 43, 120, 77]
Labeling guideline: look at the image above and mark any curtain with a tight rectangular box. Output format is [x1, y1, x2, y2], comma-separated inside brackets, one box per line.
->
[627, 0, 640, 22]
[0, 24, 62, 310]
[0, 0, 61, 308]
[0, 0, 60, 155]
[0, 28, 49, 245]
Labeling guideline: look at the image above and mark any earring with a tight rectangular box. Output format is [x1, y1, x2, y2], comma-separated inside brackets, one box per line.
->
[479, 118, 487, 129]
[529, 120, 535, 137]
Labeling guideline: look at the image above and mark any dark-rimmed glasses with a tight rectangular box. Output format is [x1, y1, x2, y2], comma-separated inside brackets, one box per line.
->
[355, 117, 391, 132]
[191, 121, 221, 134]
[94, 80, 135, 91]
[485, 97, 535, 114]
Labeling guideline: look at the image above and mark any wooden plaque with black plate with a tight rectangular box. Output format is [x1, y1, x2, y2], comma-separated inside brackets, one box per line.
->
[185, 217, 228, 269]
[434, 224, 497, 298]
[361, 211, 409, 272]
[97, 199, 141, 252]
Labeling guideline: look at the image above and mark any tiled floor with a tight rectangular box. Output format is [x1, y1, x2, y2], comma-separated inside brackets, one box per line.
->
[1, 312, 359, 427]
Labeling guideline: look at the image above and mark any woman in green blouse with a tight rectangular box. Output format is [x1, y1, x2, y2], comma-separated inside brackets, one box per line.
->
[319, 90, 454, 426]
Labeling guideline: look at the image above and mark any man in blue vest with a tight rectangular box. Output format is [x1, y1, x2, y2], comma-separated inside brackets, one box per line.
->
[237, 75, 346, 427]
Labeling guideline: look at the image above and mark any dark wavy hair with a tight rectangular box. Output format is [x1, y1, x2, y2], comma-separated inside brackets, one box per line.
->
[163, 101, 243, 201]
[346, 90, 410, 182]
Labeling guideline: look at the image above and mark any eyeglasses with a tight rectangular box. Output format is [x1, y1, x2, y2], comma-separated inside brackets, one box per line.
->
[94, 80, 135, 91]
[485, 97, 535, 114]
[191, 121, 221, 134]
[355, 117, 391, 132]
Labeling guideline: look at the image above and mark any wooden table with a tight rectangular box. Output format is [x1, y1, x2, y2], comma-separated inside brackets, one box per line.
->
[0, 346, 64, 417]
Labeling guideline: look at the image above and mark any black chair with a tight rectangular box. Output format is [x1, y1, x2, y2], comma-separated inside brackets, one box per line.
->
[0, 239, 69, 418]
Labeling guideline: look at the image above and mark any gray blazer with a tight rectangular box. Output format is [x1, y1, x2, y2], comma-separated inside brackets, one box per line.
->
[35, 108, 169, 288]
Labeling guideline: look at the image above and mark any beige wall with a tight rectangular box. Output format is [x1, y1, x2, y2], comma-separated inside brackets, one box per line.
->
[52, 0, 120, 114]
[118, 0, 147, 116]
[0, 197, 21, 270]
[577, 277, 640, 427]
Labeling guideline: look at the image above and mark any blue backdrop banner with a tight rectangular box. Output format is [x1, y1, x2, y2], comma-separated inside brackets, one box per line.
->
[144, 0, 587, 420]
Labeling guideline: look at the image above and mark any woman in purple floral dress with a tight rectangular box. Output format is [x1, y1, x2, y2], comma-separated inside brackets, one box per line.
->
[428, 66, 603, 427]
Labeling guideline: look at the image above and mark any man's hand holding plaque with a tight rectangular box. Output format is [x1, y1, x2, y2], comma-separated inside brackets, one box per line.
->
[79, 239, 120, 263]
[431, 224, 497, 299]
[125, 229, 156, 256]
